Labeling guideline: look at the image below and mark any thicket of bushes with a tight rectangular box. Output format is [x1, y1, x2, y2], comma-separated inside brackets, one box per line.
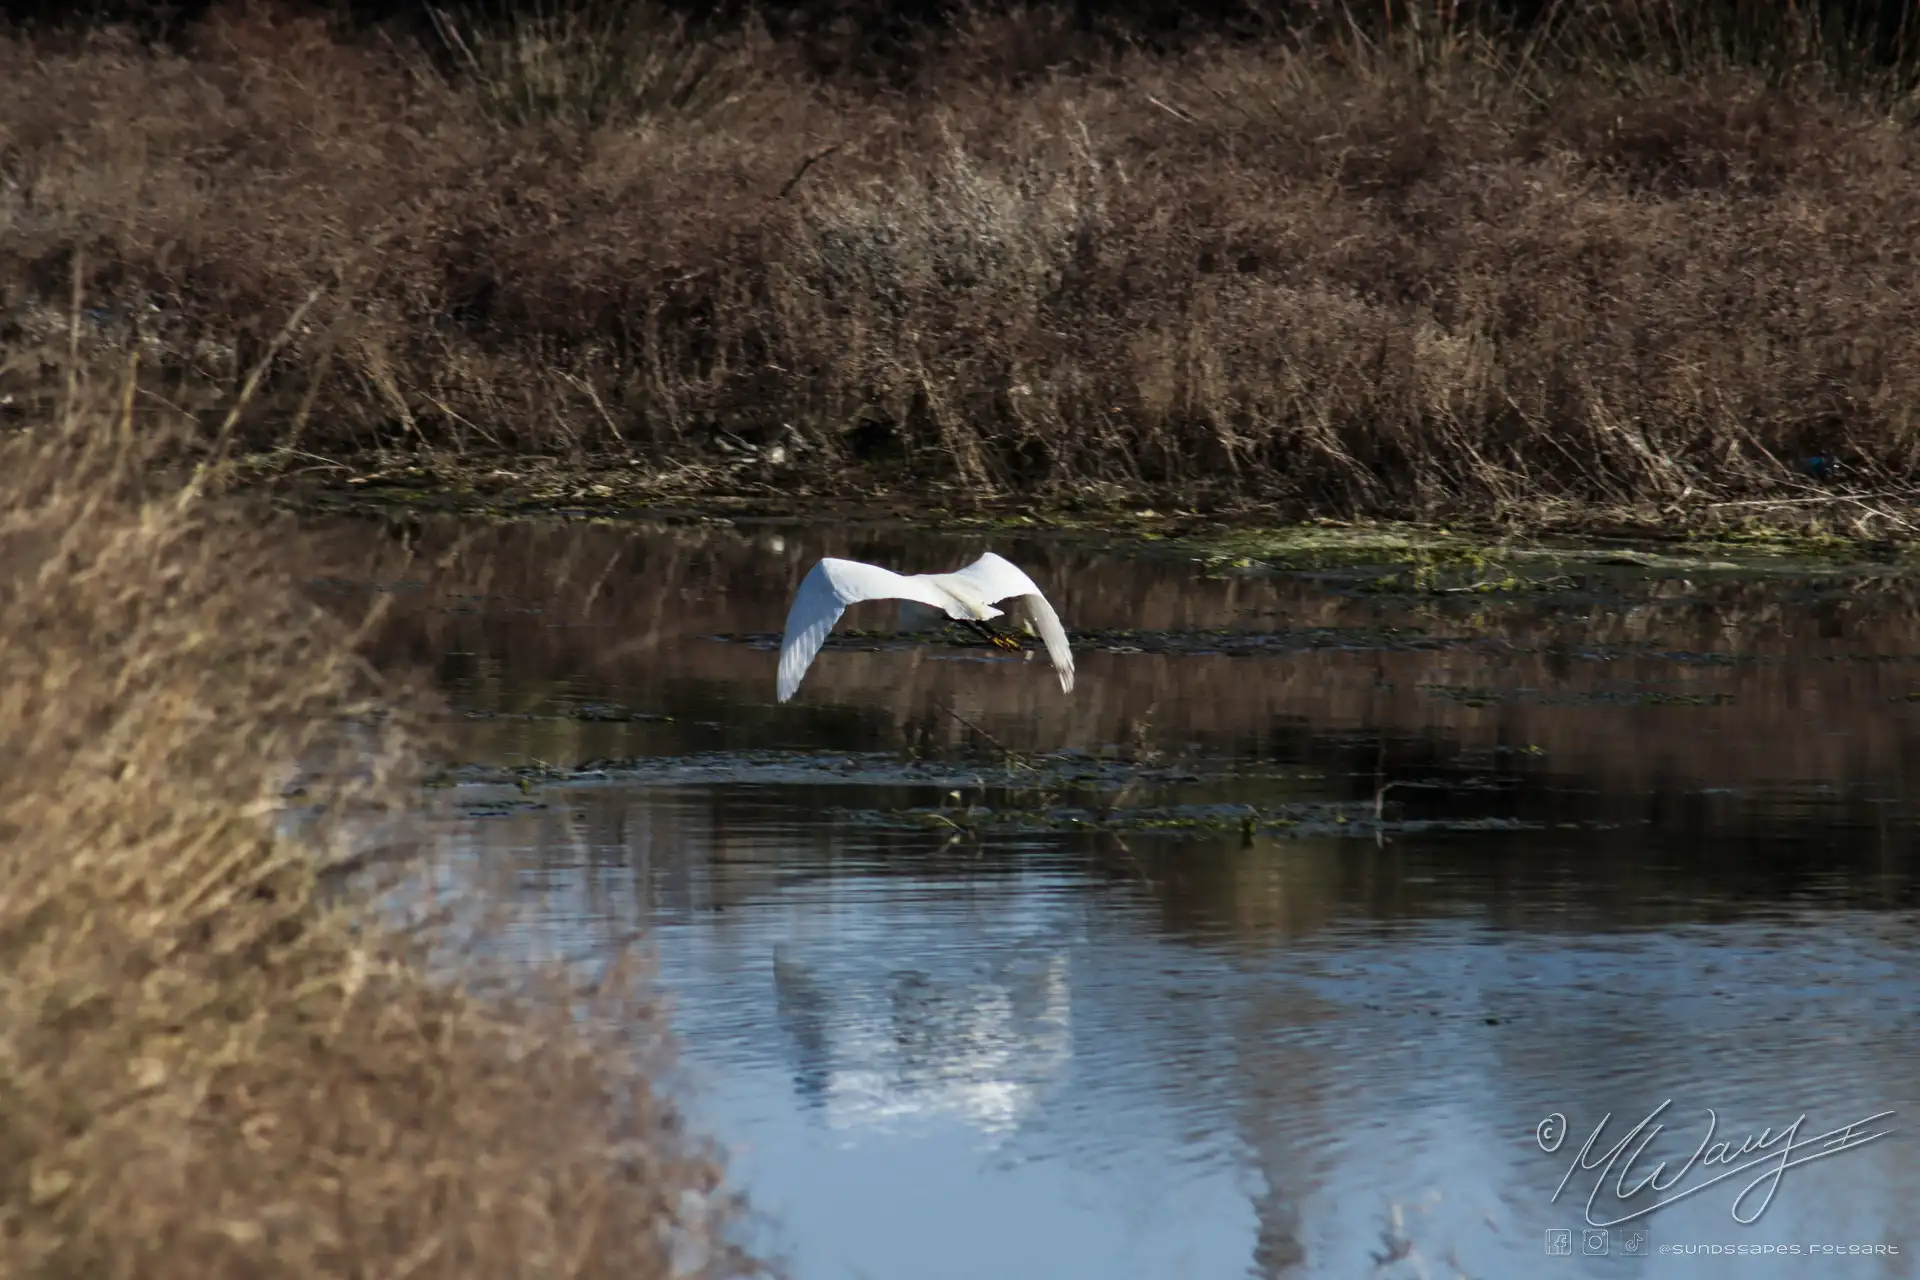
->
[4, 0, 1920, 523]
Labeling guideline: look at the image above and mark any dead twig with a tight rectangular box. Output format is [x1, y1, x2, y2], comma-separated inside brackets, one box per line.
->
[777, 144, 839, 200]
[937, 700, 1038, 773]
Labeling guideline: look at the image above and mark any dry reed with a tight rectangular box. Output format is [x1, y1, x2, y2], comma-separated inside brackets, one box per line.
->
[0, 359, 766, 1277]
[2, 1, 1919, 525]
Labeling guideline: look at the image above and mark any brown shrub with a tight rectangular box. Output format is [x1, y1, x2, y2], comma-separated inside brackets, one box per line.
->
[0, 369, 766, 1277]
[3, 2, 1920, 522]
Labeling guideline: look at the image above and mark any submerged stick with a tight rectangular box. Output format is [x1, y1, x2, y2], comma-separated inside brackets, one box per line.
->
[937, 700, 1031, 769]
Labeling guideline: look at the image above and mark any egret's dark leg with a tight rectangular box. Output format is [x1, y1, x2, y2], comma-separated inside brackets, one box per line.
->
[960, 617, 1024, 651]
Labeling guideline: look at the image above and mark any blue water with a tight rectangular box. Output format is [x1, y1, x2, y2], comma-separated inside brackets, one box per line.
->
[335, 515, 1920, 1279]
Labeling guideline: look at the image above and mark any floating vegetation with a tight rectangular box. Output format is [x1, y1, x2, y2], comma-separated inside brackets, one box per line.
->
[422, 749, 1319, 793]
[1636, 691, 1738, 707]
[710, 624, 1492, 659]
[705, 625, 1920, 669]
[461, 797, 552, 818]
[1420, 683, 1507, 707]
[1161, 522, 1916, 580]
[418, 747, 1572, 841]
[834, 799, 1546, 841]
[1420, 683, 1740, 708]
[567, 703, 676, 723]
[455, 704, 678, 723]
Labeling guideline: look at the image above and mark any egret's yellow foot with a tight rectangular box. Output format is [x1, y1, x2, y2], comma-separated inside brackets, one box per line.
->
[990, 633, 1023, 652]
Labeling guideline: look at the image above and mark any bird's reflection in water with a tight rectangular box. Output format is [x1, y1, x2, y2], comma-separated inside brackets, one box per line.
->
[769, 941, 1073, 1137]
[771, 942, 835, 1109]
[886, 969, 942, 1092]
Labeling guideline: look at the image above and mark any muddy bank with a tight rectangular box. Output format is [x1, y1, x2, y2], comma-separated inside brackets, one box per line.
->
[310, 478, 1920, 551]
[270, 457, 1920, 570]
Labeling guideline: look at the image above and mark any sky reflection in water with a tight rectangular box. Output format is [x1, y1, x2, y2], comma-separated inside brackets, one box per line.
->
[332, 515, 1920, 1279]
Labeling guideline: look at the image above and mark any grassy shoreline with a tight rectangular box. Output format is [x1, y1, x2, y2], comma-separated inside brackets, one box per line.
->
[8, 2, 1920, 535]
[0, 375, 766, 1274]
[274, 457, 1916, 569]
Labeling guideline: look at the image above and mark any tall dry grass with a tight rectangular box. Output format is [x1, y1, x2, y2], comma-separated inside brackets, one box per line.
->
[0, 362, 766, 1276]
[4, 1, 1920, 522]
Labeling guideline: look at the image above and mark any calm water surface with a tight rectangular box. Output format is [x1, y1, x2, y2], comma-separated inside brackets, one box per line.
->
[322, 515, 1919, 1279]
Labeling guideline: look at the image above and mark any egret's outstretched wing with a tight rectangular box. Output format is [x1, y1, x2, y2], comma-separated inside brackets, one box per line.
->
[776, 558, 959, 702]
[943, 552, 1076, 693]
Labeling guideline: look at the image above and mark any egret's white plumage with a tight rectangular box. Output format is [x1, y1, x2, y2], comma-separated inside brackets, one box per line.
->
[776, 551, 1074, 702]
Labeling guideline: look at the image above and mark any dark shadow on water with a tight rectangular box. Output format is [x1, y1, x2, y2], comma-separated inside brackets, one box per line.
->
[318, 513, 1920, 1280]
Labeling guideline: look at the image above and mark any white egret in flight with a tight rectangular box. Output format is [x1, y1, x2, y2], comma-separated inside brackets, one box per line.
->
[776, 551, 1074, 702]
